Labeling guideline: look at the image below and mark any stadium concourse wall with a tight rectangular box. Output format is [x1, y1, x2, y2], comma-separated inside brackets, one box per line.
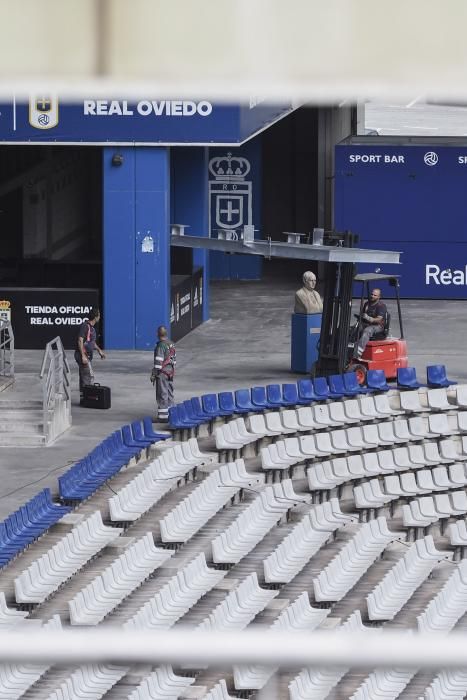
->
[334, 141, 467, 298]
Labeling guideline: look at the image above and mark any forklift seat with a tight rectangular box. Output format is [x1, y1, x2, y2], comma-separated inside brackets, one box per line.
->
[370, 311, 390, 342]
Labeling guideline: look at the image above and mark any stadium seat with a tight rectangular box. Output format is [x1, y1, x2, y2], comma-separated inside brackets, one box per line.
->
[198, 572, 278, 631]
[168, 404, 198, 430]
[313, 518, 406, 602]
[124, 552, 225, 631]
[397, 366, 424, 389]
[129, 421, 153, 448]
[313, 376, 337, 399]
[297, 378, 319, 402]
[427, 363, 457, 388]
[219, 391, 245, 414]
[367, 536, 451, 621]
[366, 369, 390, 391]
[69, 533, 174, 625]
[266, 383, 285, 407]
[235, 389, 258, 412]
[190, 397, 212, 421]
[201, 393, 231, 418]
[128, 666, 196, 700]
[329, 374, 353, 397]
[343, 371, 371, 394]
[282, 383, 302, 406]
[142, 416, 170, 441]
[251, 385, 275, 410]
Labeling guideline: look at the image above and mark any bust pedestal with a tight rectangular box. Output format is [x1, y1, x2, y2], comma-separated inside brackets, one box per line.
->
[291, 313, 322, 374]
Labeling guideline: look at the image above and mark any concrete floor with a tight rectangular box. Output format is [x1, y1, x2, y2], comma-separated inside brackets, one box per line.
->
[0, 279, 465, 519]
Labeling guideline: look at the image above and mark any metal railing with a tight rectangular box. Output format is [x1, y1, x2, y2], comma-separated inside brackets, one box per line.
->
[39, 336, 72, 444]
[0, 319, 14, 378]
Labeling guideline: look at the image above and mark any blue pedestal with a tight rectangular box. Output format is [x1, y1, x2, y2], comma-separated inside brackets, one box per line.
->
[291, 313, 322, 374]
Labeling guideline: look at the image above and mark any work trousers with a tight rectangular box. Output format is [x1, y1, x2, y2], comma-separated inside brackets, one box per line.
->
[75, 352, 94, 392]
[356, 324, 382, 357]
[155, 372, 174, 420]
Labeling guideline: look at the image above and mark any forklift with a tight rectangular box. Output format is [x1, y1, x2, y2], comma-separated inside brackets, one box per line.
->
[313, 258, 408, 383]
[346, 273, 408, 384]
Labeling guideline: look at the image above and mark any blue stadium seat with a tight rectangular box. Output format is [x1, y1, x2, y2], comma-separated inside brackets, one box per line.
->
[396, 367, 424, 390]
[313, 376, 330, 400]
[266, 384, 284, 407]
[168, 405, 198, 430]
[130, 421, 153, 448]
[282, 383, 301, 406]
[367, 369, 390, 391]
[328, 374, 352, 397]
[190, 397, 212, 421]
[142, 416, 171, 441]
[218, 392, 239, 415]
[427, 364, 457, 388]
[235, 389, 259, 412]
[183, 400, 208, 425]
[251, 386, 275, 410]
[201, 393, 231, 418]
[0, 489, 70, 567]
[343, 371, 371, 394]
[297, 378, 319, 403]
[122, 424, 149, 450]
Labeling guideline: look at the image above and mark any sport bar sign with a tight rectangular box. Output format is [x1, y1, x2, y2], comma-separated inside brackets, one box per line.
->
[0, 288, 99, 349]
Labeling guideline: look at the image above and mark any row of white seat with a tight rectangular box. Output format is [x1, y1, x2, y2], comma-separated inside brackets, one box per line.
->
[14, 512, 122, 604]
[260, 414, 467, 472]
[309, 441, 467, 490]
[212, 480, 310, 564]
[418, 559, 467, 633]
[128, 665, 196, 700]
[425, 670, 467, 700]
[367, 535, 452, 620]
[288, 610, 379, 700]
[108, 438, 217, 522]
[0, 593, 29, 626]
[403, 492, 467, 527]
[354, 466, 467, 509]
[159, 460, 264, 544]
[44, 664, 128, 700]
[233, 592, 330, 691]
[124, 552, 225, 631]
[313, 517, 406, 602]
[0, 614, 61, 700]
[263, 499, 357, 584]
[198, 571, 277, 631]
[350, 668, 417, 700]
[214, 387, 465, 452]
[68, 533, 174, 625]
[349, 560, 467, 700]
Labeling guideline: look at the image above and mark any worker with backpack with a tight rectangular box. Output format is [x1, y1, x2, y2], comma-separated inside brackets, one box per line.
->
[150, 325, 176, 423]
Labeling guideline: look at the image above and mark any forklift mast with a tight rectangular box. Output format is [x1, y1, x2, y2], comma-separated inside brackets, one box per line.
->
[313, 231, 358, 377]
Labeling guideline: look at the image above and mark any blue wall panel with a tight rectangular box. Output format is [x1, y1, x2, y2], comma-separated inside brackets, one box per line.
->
[103, 147, 136, 349]
[134, 148, 170, 349]
[335, 144, 467, 298]
[171, 148, 210, 321]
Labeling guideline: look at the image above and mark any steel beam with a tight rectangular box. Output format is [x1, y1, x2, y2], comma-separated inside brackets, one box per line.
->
[171, 234, 401, 265]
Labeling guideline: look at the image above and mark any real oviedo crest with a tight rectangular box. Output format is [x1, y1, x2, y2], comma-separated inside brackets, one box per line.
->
[29, 95, 59, 129]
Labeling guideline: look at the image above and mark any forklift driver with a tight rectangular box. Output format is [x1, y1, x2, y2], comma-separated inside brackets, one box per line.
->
[354, 288, 388, 359]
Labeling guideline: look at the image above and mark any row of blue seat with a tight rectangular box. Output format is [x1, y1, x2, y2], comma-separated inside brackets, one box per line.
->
[168, 365, 457, 430]
[0, 489, 70, 568]
[58, 417, 168, 502]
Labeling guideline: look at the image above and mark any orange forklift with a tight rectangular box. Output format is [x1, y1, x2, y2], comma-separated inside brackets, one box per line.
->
[346, 273, 408, 384]
[314, 266, 408, 384]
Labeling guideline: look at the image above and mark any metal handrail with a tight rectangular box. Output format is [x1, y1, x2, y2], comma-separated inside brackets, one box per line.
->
[0, 319, 14, 378]
[39, 336, 72, 444]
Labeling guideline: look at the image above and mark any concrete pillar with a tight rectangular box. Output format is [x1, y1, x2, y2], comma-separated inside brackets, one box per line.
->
[103, 146, 170, 349]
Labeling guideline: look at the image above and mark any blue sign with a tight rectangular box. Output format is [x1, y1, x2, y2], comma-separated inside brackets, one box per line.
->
[335, 144, 467, 298]
[0, 96, 294, 145]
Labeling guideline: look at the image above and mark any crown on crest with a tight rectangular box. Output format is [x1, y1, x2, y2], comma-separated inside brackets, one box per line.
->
[0, 300, 10, 310]
[209, 152, 250, 181]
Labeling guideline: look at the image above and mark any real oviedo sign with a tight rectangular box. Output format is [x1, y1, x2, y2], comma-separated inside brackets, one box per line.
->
[335, 144, 467, 299]
[0, 96, 294, 145]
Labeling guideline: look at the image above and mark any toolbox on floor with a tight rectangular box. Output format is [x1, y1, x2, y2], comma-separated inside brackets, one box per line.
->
[80, 383, 111, 409]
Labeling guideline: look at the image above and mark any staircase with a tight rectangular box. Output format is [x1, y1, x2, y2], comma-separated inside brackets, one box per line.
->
[0, 399, 47, 447]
